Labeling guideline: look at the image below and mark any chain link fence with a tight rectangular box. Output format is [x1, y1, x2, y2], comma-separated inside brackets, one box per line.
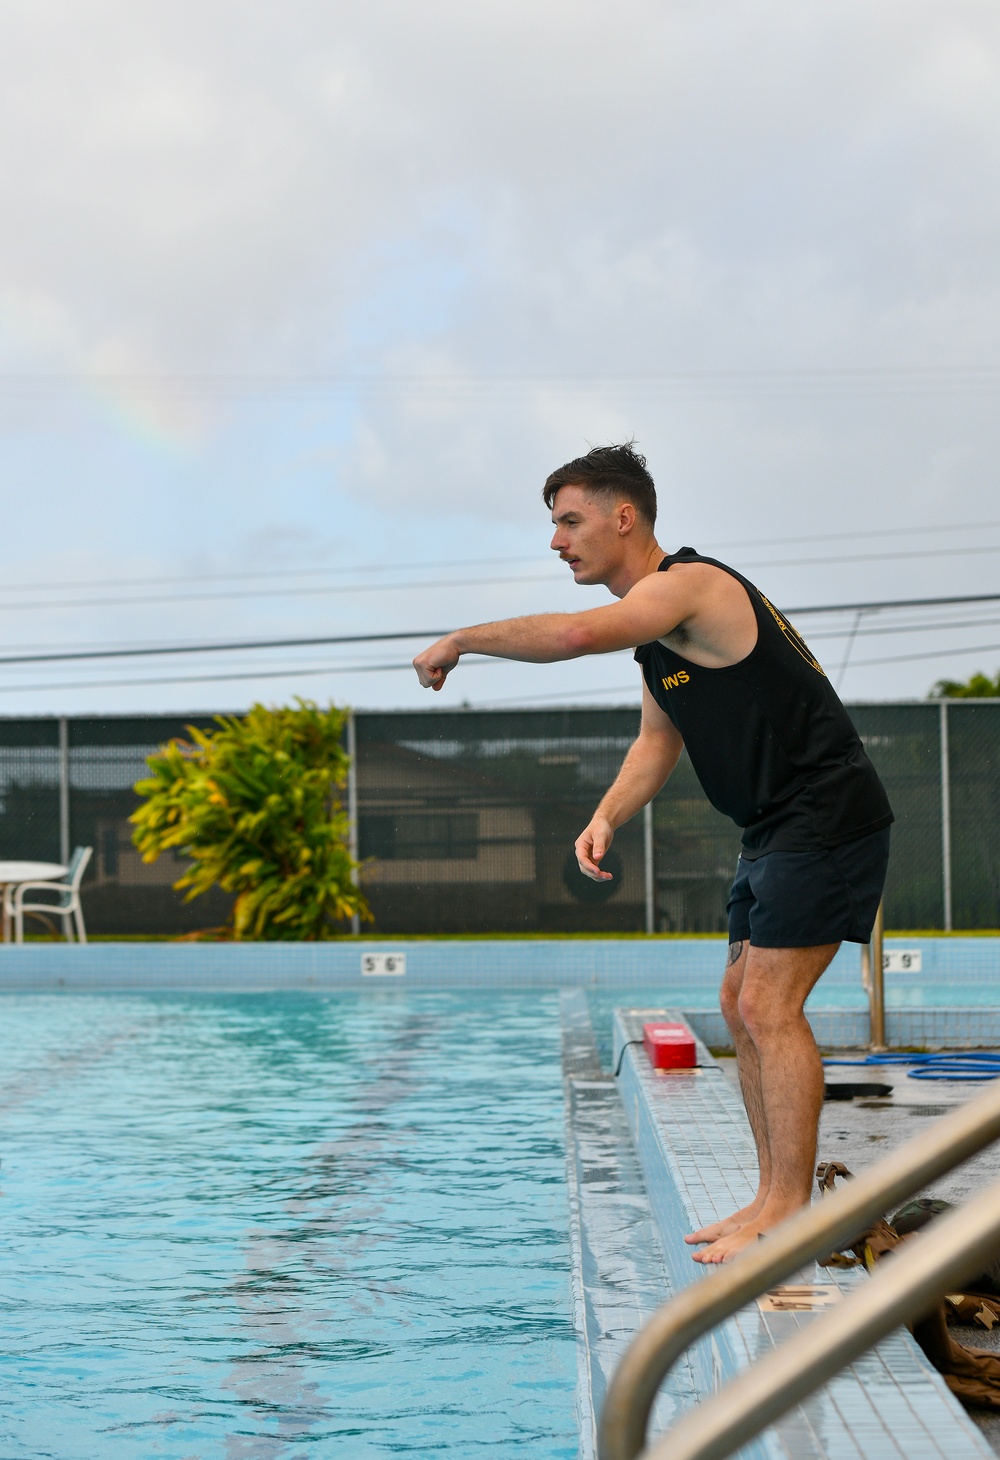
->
[949, 703, 1000, 930]
[0, 702, 995, 935]
[355, 709, 647, 934]
[0, 716, 233, 935]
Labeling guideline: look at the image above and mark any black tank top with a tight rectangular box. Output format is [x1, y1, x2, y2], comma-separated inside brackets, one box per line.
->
[634, 548, 893, 858]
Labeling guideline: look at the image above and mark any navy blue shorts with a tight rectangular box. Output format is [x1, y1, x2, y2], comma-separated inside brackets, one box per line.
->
[726, 828, 891, 948]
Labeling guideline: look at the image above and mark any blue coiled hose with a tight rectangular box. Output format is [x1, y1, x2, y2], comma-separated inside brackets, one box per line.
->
[823, 1052, 1000, 1082]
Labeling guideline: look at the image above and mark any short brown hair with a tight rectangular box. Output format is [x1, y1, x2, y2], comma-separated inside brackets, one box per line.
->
[542, 442, 657, 527]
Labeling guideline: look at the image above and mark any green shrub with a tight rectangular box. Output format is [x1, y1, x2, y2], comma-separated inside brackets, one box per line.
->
[929, 670, 1000, 698]
[131, 700, 369, 940]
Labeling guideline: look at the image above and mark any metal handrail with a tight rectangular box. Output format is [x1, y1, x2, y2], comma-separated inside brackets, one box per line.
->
[860, 896, 886, 1050]
[644, 1178, 1000, 1460]
[869, 897, 886, 1051]
[598, 1073, 1000, 1460]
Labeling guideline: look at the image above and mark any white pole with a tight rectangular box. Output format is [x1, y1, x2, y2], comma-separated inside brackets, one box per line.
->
[58, 717, 70, 867]
[643, 800, 655, 935]
[346, 710, 360, 936]
[940, 699, 953, 932]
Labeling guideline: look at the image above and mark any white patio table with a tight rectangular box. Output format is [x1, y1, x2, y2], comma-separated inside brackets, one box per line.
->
[0, 862, 67, 943]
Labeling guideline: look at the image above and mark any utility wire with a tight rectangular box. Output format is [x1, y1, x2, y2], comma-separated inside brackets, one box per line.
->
[3, 542, 1000, 615]
[808, 612, 1000, 642]
[2, 542, 1000, 614]
[0, 555, 537, 595]
[0, 663, 407, 694]
[786, 591, 1000, 616]
[0, 629, 451, 668]
[4, 632, 1000, 698]
[1, 516, 998, 598]
[735, 543, 1000, 571]
[847, 642, 1000, 670]
[5, 592, 1000, 670]
[835, 612, 863, 692]
[0, 656, 494, 696]
[0, 571, 565, 614]
[709, 519, 1000, 550]
[5, 607, 998, 670]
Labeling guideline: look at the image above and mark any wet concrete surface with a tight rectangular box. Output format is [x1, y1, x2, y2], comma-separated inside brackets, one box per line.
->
[719, 1053, 1000, 1452]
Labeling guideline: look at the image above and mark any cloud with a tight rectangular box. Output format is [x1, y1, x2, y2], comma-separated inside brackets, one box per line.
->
[1, 0, 1000, 708]
[0, 0, 996, 372]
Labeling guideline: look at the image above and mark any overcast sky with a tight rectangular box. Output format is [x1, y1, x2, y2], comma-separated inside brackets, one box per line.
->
[1, 0, 999, 716]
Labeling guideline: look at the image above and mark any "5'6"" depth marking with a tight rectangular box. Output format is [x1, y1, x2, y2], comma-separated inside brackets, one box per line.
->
[361, 952, 407, 977]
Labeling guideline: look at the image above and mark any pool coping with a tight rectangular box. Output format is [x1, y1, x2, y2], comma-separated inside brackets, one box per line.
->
[2, 941, 1000, 1049]
[0, 933, 995, 991]
[612, 1008, 995, 1459]
[560, 991, 694, 1459]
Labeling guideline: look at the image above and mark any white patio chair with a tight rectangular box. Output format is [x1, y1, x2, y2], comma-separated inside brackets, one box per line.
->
[12, 846, 93, 943]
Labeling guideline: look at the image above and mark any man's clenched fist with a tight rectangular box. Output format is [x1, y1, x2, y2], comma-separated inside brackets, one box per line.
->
[413, 634, 461, 690]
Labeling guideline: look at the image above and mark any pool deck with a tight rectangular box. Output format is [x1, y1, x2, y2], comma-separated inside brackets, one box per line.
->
[605, 1008, 996, 1459]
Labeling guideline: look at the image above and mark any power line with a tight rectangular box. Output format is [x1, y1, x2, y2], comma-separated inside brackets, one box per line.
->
[786, 591, 1000, 616]
[6, 591, 1000, 670]
[0, 658, 466, 696]
[4, 628, 1000, 699]
[3, 630, 992, 697]
[0, 655, 498, 696]
[0, 629, 450, 669]
[475, 641, 1000, 707]
[0, 571, 565, 614]
[2, 516, 998, 599]
[708, 519, 1000, 550]
[807, 613, 1000, 642]
[2, 541, 1000, 616]
[0, 555, 539, 596]
[737, 543, 1000, 572]
[847, 642, 1000, 670]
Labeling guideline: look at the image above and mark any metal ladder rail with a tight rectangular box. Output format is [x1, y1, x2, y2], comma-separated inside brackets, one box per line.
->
[639, 1176, 1000, 1460]
[598, 1073, 1000, 1460]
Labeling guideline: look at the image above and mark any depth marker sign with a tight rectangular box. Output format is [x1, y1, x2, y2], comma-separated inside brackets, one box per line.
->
[883, 950, 922, 973]
[361, 952, 407, 976]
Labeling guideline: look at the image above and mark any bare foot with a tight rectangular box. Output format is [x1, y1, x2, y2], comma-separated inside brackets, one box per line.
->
[692, 1223, 769, 1263]
[684, 1200, 765, 1246]
[691, 1204, 805, 1264]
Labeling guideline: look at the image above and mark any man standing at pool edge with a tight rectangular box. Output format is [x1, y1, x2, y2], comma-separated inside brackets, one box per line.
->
[412, 444, 892, 1263]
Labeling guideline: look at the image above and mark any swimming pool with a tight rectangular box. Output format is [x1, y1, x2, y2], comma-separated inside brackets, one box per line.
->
[0, 991, 578, 1458]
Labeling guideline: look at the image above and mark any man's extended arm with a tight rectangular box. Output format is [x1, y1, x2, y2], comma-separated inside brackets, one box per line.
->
[575, 682, 684, 881]
[412, 572, 690, 690]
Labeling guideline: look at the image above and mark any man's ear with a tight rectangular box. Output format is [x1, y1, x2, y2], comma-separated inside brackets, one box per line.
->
[618, 502, 636, 535]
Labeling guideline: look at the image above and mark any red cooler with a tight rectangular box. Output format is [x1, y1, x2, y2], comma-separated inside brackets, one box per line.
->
[643, 1021, 697, 1070]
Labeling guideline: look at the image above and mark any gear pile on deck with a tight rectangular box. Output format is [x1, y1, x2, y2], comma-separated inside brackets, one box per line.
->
[817, 1162, 1000, 1409]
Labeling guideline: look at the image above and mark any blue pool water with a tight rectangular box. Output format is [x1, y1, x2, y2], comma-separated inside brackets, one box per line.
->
[0, 991, 577, 1458]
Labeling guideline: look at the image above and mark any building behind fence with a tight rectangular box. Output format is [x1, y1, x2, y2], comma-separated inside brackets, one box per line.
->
[0, 702, 996, 935]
